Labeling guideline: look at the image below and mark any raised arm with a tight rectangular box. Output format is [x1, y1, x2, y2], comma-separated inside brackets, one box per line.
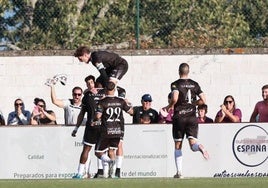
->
[50, 85, 64, 108]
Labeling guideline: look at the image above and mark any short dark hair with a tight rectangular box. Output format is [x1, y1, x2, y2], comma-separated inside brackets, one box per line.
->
[198, 104, 208, 113]
[262, 84, 268, 90]
[179, 63, 189, 75]
[74, 46, 90, 57]
[106, 81, 115, 91]
[168, 92, 172, 99]
[84, 75, 95, 83]
[34, 98, 46, 110]
[72, 86, 83, 94]
[96, 77, 105, 88]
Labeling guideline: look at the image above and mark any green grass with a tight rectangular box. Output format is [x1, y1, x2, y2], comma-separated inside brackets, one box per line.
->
[0, 178, 267, 188]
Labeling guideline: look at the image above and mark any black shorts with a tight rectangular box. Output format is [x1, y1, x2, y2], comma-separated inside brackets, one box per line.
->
[83, 126, 101, 146]
[95, 137, 120, 152]
[172, 115, 199, 141]
[110, 60, 128, 80]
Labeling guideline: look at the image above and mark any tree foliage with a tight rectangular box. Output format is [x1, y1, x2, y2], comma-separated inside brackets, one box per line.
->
[1, 0, 268, 50]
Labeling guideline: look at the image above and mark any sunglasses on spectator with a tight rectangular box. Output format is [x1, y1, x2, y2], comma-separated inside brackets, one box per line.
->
[38, 104, 44, 108]
[15, 103, 23, 106]
[73, 93, 82, 96]
[224, 100, 233, 104]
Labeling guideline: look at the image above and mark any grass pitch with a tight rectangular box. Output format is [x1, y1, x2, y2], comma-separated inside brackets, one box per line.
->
[0, 177, 267, 188]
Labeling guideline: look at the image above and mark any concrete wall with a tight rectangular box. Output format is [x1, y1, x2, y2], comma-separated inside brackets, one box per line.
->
[0, 54, 267, 124]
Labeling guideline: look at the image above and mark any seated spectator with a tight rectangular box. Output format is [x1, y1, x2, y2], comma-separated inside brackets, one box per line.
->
[0, 110, 5, 125]
[215, 95, 242, 123]
[30, 98, 57, 125]
[250, 84, 268, 122]
[7, 98, 31, 125]
[132, 94, 158, 124]
[158, 92, 174, 124]
[197, 104, 213, 123]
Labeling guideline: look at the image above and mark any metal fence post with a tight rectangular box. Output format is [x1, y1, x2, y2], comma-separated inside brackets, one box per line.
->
[135, 0, 140, 49]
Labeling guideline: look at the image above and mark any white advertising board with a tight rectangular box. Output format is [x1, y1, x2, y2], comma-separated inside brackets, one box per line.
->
[0, 123, 267, 179]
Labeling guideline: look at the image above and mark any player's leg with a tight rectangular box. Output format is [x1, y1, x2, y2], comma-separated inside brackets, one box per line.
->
[73, 127, 95, 179]
[108, 63, 128, 91]
[84, 157, 91, 178]
[95, 137, 112, 178]
[96, 151, 110, 178]
[95, 151, 110, 178]
[174, 140, 183, 178]
[93, 158, 104, 178]
[188, 138, 209, 160]
[107, 138, 120, 178]
[110, 61, 128, 81]
[115, 140, 123, 178]
[93, 127, 104, 178]
[90, 127, 103, 178]
[73, 144, 92, 178]
[187, 116, 209, 160]
[172, 117, 184, 178]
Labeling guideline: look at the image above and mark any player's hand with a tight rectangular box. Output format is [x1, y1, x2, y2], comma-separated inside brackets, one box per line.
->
[160, 108, 168, 117]
[71, 129, 77, 137]
[90, 87, 98, 94]
[91, 120, 101, 126]
[90, 122, 95, 127]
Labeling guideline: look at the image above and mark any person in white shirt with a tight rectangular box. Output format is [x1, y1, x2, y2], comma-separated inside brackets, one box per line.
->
[50, 85, 85, 126]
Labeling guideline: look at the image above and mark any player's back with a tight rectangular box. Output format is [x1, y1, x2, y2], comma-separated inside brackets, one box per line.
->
[97, 96, 130, 137]
[91, 51, 125, 69]
[171, 78, 202, 116]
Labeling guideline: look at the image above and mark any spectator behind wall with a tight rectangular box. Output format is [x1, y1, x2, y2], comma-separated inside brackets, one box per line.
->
[250, 84, 268, 122]
[214, 95, 242, 123]
[50, 84, 85, 126]
[30, 98, 57, 125]
[140, 112, 151, 124]
[132, 94, 158, 124]
[0, 110, 5, 125]
[197, 104, 213, 123]
[7, 98, 31, 125]
[158, 92, 174, 124]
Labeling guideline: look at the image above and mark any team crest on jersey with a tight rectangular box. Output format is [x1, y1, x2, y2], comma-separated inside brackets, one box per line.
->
[171, 84, 177, 90]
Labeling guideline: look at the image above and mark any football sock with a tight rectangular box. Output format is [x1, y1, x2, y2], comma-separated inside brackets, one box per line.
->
[191, 143, 200, 152]
[102, 161, 109, 178]
[85, 157, 91, 175]
[100, 153, 111, 163]
[174, 149, 182, 174]
[116, 156, 123, 169]
[97, 169, 104, 175]
[97, 158, 103, 169]
[77, 163, 85, 175]
[115, 168, 121, 177]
